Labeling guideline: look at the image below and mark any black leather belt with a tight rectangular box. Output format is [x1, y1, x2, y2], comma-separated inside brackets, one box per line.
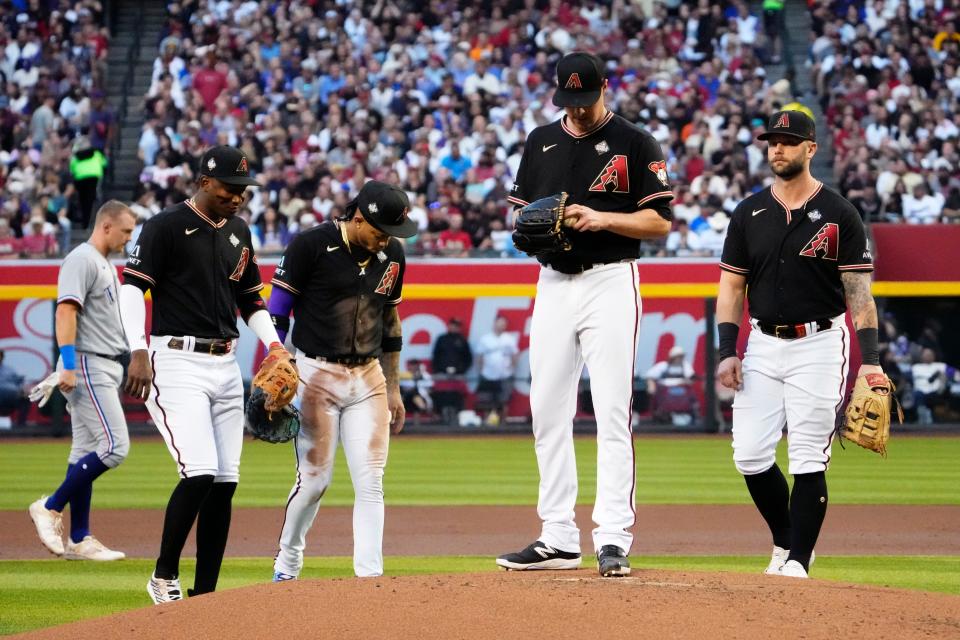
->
[545, 259, 632, 275]
[756, 319, 833, 339]
[85, 351, 126, 363]
[303, 353, 376, 367]
[167, 337, 233, 355]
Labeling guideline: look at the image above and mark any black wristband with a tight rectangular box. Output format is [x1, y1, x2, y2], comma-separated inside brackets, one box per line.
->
[856, 327, 880, 365]
[718, 322, 740, 360]
[381, 335, 403, 353]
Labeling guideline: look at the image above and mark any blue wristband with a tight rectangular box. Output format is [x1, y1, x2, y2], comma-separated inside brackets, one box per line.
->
[61, 344, 76, 370]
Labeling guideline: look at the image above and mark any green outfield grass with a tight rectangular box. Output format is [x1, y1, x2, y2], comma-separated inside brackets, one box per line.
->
[0, 556, 957, 635]
[1, 435, 958, 510]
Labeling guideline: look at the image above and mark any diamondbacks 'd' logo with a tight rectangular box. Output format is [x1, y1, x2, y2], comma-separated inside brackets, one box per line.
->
[648, 160, 669, 187]
[799, 223, 839, 260]
[564, 73, 582, 89]
[589, 155, 630, 193]
[236, 157, 249, 173]
[774, 112, 790, 129]
[375, 261, 400, 295]
[230, 247, 250, 281]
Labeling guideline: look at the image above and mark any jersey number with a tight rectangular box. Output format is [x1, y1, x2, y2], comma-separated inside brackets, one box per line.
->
[589, 155, 630, 193]
[375, 262, 400, 296]
[799, 223, 839, 261]
[230, 247, 250, 282]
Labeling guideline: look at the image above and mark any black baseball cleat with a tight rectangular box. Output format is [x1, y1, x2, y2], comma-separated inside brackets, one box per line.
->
[496, 540, 582, 571]
[597, 545, 631, 577]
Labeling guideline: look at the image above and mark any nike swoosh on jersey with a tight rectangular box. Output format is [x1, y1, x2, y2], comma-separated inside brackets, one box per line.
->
[752, 208, 766, 216]
[542, 144, 558, 152]
[327, 245, 340, 252]
[185, 228, 199, 235]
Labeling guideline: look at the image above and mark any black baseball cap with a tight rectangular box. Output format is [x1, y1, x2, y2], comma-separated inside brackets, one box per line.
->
[199, 145, 260, 186]
[552, 52, 606, 108]
[351, 180, 417, 238]
[757, 110, 817, 142]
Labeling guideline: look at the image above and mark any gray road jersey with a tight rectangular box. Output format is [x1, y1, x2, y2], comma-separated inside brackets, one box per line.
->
[57, 242, 128, 356]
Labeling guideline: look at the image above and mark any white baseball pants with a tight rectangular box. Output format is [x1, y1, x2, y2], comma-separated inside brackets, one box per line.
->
[732, 316, 850, 476]
[529, 262, 640, 555]
[275, 356, 391, 578]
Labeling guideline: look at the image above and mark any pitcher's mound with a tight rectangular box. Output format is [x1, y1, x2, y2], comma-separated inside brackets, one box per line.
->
[16, 569, 960, 640]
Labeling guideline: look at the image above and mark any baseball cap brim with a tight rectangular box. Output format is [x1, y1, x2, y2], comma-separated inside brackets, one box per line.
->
[756, 131, 814, 142]
[212, 174, 260, 186]
[366, 216, 418, 239]
[552, 88, 602, 108]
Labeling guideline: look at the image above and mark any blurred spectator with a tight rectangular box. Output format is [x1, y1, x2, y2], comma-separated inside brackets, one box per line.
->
[912, 348, 948, 425]
[662, 219, 704, 257]
[400, 359, 434, 415]
[69, 137, 106, 229]
[87, 90, 115, 152]
[0, 350, 29, 428]
[432, 318, 473, 375]
[21, 214, 59, 258]
[698, 211, 729, 256]
[475, 315, 518, 427]
[437, 212, 473, 257]
[645, 346, 696, 396]
[252, 207, 290, 254]
[0, 219, 21, 260]
[902, 183, 946, 224]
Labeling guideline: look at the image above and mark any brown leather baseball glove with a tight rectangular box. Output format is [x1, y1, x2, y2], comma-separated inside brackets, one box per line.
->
[840, 372, 903, 457]
[251, 344, 299, 413]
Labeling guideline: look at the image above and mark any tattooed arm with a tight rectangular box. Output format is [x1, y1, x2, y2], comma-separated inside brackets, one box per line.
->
[380, 305, 405, 434]
[841, 271, 883, 376]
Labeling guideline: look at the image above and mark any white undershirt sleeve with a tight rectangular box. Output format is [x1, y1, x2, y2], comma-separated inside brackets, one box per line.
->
[246, 308, 282, 349]
[119, 283, 149, 352]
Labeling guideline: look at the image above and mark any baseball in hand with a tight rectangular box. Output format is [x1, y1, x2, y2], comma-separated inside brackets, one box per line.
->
[562, 212, 579, 227]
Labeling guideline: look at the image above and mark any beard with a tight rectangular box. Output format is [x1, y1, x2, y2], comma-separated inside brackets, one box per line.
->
[771, 155, 805, 179]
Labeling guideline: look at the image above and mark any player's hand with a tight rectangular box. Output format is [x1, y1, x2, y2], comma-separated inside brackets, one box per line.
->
[387, 388, 405, 435]
[58, 369, 77, 394]
[564, 204, 608, 232]
[124, 349, 152, 400]
[856, 364, 884, 378]
[716, 356, 743, 390]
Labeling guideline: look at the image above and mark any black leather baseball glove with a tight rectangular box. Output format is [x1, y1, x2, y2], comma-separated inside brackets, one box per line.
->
[244, 387, 301, 444]
[512, 192, 571, 256]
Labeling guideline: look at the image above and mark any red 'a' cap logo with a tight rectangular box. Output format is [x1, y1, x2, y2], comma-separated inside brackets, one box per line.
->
[236, 157, 249, 173]
[775, 113, 790, 129]
[564, 73, 582, 89]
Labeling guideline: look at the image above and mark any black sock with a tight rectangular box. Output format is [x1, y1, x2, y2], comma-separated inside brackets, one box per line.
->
[192, 481, 237, 594]
[155, 475, 215, 579]
[788, 471, 827, 572]
[743, 464, 791, 549]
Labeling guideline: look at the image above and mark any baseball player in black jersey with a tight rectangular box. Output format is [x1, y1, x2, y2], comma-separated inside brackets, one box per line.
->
[716, 110, 884, 579]
[268, 180, 413, 579]
[496, 52, 673, 578]
[120, 146, 289, 603]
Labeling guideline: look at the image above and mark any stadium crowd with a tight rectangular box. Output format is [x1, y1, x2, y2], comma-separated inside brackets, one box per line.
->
[814, 0, 960, 223]
[0, 0, 959, 260]
[131, 0, 804, 258]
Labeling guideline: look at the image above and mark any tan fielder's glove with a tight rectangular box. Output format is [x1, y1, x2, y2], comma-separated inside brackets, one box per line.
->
[251, 345, 299, 413]
[840, 372, 903, 457]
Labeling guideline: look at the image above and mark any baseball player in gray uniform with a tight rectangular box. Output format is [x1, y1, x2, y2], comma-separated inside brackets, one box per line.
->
[28, 201, 136, 561]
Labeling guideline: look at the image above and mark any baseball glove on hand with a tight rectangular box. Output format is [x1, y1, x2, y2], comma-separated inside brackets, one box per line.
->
[512, 192, 571, 256]
[840, 372, 903, 457]
[245, 345, 301, 444]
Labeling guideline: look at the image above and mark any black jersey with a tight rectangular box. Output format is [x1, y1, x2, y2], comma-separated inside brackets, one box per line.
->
[122, 200, 264, 339]
[508, 111, 673, 270]
[271, 221, 405, 359]
[720, 182, 873, 324]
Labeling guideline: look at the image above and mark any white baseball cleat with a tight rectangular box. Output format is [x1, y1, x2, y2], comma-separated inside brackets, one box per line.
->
[763, 545, 789, 575]
[28, 497, 65, 556]
[63, 536, 126, 561]
[778, 560, 809, 578]
[147, 573, 184, 604]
